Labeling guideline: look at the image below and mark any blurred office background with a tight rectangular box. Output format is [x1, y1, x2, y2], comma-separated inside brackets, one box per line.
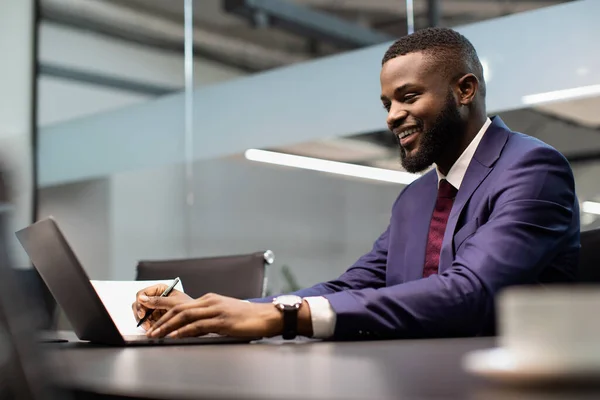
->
[2, 0, 600, 295]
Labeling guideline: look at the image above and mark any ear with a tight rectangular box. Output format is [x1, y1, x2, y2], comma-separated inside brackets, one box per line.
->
[456, 73, 479, 106]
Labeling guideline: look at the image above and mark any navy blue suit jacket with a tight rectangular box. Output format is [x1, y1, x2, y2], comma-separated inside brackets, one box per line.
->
[255, 116, 580, 340]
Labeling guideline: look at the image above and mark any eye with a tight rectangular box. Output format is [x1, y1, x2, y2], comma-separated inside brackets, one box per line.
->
[403, 93, 418, 103]
[382, 101, 391, 112]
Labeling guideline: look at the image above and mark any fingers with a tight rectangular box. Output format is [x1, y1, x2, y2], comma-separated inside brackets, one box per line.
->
[164, 320, 218, 339]
[135, 284, 168, 301]
[140, 310, 164, 331]
[131, 300, 150, 324]
[137, 292, 183, 310]
[132, 301, 140, 322]
[147, 301, 218, 338]
[133, 284, 167, 322]
[132, 297, 167, 331]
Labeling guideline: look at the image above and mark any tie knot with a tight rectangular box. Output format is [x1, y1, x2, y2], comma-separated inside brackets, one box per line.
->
[438, 179, 457, 199]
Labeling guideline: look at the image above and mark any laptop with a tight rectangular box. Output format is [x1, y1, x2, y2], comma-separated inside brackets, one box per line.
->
[15, 216, 253, 346]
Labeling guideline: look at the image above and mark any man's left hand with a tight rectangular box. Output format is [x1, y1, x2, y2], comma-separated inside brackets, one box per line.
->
[145, 293, 285, 339]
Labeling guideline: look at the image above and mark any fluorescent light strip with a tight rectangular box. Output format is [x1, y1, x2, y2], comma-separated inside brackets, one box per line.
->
[244, 149, 419, 185]
[582, 201, 600, 215]
[522, 84, 600, 106]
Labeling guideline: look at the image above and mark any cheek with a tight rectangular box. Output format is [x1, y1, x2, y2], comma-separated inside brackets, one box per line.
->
[413, 98, 446, 126]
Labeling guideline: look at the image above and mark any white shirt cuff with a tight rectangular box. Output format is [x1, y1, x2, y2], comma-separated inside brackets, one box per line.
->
[303, 296, 336, 339]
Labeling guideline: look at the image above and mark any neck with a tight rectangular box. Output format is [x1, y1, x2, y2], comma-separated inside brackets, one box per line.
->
[436, 113, 487, 176]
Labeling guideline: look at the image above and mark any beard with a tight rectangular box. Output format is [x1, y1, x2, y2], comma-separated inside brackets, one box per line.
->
[399, 91, 465, 173]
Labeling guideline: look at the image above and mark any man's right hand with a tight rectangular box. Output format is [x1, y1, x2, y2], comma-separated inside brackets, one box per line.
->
[132, 284, 193, 331]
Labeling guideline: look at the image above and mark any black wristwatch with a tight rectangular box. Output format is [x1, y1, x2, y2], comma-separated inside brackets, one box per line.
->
[272, 295, 303, 340]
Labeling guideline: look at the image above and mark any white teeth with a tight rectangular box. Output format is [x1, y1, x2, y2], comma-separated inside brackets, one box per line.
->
[399, 128, 419, 139]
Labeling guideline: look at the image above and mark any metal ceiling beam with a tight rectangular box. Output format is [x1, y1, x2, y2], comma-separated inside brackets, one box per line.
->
[427, 0, 441, 27]
[223, 0, 393, 49]
[297, 0, 569, 18]
[40, 0, 308, 72]
[39, 62, 177, 96]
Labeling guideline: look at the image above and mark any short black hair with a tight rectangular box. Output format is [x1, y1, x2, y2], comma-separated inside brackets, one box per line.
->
[382, 27, 486, 97]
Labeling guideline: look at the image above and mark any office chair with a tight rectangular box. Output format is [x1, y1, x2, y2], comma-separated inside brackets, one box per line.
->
[135, 250, 274, 299]
[578, 228, 600, 283]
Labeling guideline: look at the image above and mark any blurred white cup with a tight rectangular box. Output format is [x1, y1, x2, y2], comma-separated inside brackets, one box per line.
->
[497, 285, 600, 369]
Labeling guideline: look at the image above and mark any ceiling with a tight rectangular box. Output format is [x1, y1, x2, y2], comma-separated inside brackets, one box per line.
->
[536, 97, 600, 128]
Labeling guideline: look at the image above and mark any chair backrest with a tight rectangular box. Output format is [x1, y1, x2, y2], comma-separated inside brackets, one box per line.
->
[578, 228, 600, 283]
[135, 251, 274, 299]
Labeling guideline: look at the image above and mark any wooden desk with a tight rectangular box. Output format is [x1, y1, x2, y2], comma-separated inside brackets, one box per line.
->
[47, 336, 600, 400]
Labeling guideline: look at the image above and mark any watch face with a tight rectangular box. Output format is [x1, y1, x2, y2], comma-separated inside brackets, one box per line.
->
[273, 295, 302, 308]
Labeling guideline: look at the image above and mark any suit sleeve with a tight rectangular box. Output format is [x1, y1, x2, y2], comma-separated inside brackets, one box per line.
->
[323, 146, 578, 339]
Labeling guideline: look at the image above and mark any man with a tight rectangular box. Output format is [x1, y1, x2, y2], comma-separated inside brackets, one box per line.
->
[132, 27, 580, 341]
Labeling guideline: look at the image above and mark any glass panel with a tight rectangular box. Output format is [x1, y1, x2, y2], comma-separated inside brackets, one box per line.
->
[190, 155, 400, 293]
[37, 0, 189, 280]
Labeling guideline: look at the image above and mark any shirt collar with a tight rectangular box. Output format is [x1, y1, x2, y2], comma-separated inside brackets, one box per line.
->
[436, 117, 492, 190]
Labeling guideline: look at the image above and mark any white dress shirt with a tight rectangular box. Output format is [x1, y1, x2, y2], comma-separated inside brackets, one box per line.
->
[304, 117, 492, 339]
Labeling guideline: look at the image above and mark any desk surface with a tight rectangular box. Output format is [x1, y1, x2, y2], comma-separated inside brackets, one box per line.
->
[47, 335, 600, 400]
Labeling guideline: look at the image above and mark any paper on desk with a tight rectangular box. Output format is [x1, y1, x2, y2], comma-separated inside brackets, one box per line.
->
[90, 279, 185, 336]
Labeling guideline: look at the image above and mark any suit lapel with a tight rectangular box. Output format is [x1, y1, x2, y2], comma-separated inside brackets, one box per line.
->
[439, 116, 511, 271]
[404, 171, 438, 281]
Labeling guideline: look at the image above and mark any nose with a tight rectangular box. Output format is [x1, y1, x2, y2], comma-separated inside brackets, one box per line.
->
[386, 104, 408, 130]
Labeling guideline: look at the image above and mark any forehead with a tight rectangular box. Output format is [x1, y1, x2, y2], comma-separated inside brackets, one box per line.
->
[380, 52, 442, 92]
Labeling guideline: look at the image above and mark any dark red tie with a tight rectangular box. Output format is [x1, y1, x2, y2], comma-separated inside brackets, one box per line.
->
[423, 179, 458, 278]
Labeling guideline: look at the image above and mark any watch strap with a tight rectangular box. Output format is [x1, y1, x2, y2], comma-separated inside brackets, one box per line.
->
[281, 307, 299, 340]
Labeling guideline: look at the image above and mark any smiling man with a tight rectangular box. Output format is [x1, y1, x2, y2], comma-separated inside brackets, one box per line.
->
[133, 27, 580, 341]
